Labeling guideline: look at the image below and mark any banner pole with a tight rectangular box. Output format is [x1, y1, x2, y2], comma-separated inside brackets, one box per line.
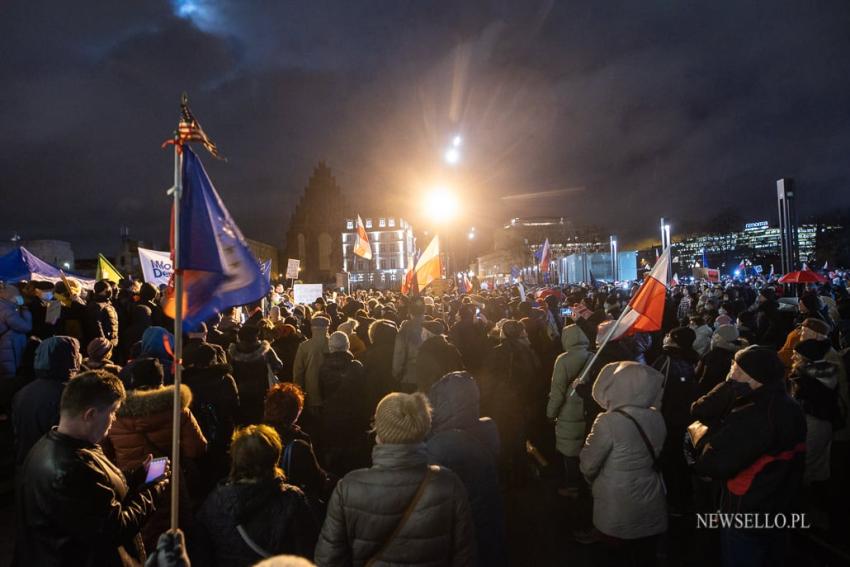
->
[575, 304, 633, 386]
[169, 131, 184, 530]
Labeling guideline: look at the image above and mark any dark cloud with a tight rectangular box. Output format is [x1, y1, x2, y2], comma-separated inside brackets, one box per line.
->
[2, 0, 850, 257]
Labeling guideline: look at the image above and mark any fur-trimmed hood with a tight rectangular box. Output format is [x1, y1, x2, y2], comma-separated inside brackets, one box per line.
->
[228, 340, 272, 363]
[118, 384, 192, 418]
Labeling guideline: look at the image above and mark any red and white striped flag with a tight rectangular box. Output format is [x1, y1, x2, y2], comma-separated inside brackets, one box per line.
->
[607, 247, 671, 341]
[353, 215, 373, 260]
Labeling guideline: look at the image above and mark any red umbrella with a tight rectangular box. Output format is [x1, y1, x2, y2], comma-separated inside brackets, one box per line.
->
[777, 270, 827, 284]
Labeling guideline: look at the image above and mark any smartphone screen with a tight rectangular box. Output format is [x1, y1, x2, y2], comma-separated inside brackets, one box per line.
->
[145, 457, 167, 484]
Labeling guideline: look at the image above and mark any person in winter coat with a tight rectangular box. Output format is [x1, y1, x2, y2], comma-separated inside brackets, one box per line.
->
[195, 424, 319, 565]
[693, 346, 806, 566]
[790, 339, 841, 484]
[264, 382, 333, 505]
[579, 361, 667, 560]
[23, 281, 56, 340]
[392, 297, 433, 393]
[754, 287, 794, 350]
[82, 336, 123, 375]
[336, 318, 366, 355]
[574, 320, 636, 429]
[356, 319, 399, 408]
[83, 280, 119, 350]
[183, 342, 240, 499]
[448, 304, 491, 375]
[480, 319, 540, 483]
[315, 392, 476, 566]
[778, 317, 831, 374]
[271, 323, 306, 382]
[229, 324, 284, 425]
[651, 326, 700, 515]
[695, 325, 747, 395]
[12, 336, 80, 465]
[0, 281, 32, 378]
[120, 326, 176, 385]
[547, 324, 592, 497]
[318, 331, 372, 476]
[415, 334, 465, 393]
[15, 370, 169, 567]
[688, 316, 713, 358]
[426, 372, 505, 567]
[103, 358, 208, 551]
[293, 315, 330, 429]
[122, 283, 162, 356]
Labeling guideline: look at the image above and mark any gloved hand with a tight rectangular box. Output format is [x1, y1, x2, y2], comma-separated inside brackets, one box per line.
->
[145, 529, 191, 567]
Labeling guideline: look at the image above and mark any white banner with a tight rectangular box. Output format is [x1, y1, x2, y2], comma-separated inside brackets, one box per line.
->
[286, 258, 300, 279]
[138, 247, 173, 287]
[293, 283, 323, 305]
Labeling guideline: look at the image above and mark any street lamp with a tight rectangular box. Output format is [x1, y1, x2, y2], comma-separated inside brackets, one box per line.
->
[423, 187, 459, 223]
[443, 134, 462, 165]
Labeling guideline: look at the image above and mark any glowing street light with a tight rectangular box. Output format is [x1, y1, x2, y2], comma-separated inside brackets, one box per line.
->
[423, 187, 459, 223]
[444, 146, 461, 165]
[468, 231, 475, 240]
[452, 135, 462, 147]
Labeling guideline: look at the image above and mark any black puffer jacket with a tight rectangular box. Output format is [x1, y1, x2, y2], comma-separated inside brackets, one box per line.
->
[694, 380, 806, 514]
[16, 430, 165, 567]
[195, 476, 318, 566]
[228, 340, 283, 425]
[83, 296, 119, 349]
[315, 443, 475, 567]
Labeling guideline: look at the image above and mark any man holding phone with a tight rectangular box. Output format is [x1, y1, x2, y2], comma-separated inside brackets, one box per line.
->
[16, 370, 171, 566]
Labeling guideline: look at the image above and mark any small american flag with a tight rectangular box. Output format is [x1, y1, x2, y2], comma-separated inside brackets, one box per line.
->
[174, 93, 225, 160]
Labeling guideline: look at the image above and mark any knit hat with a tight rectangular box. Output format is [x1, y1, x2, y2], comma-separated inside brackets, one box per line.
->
[86, 337, 113, 361]
[799, 294, 820, 314]
[734, 346, 785, 384]
[668, 326, 696, 349]
[237, 325, 260, 343]
[802, 317, 830, 337]
[311, 315, 330, 329]
[794, 339, 831, 362]
[374, 392, 432, 444]
[713, 324, 739, 343]
[328, 331, 350, 353]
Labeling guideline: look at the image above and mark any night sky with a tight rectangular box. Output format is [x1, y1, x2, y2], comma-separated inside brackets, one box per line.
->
[3, 1, 850, 256]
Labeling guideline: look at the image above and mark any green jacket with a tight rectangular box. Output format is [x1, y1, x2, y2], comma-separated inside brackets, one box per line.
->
[547, 325, 591, 456]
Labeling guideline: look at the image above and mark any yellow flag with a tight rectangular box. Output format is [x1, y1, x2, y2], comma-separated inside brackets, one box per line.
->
[96, 254, 123, 283]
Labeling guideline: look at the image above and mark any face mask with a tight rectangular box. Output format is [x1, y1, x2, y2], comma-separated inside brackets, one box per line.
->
[14, 295, 24, 306]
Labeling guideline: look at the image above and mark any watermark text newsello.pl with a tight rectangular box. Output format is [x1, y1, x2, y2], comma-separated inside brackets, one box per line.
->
[696, 513, 810, 529]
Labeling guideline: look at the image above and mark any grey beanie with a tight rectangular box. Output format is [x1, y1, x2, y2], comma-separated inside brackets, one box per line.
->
[328, 331, 350, 353]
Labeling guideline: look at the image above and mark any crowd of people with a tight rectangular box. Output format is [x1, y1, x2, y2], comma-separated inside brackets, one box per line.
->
[1, 271, 849, 566]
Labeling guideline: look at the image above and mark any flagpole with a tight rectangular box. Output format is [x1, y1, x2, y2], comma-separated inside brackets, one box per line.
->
[575, 303, 633, 385]
[170, 130, 184, 530]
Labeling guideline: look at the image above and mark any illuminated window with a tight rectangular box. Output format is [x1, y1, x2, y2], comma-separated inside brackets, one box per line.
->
[366, 219, 372, 228]
[388, 218, 396, 227]
[379, 218, 386, 227]
[346, 220, 354, 230]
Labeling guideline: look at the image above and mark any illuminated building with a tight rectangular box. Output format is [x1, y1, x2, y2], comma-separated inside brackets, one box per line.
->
[341, 215, 415, 290]
[671, 220, 840, 271]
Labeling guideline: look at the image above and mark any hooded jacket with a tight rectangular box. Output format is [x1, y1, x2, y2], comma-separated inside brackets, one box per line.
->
[357, 321, 398, 407]
[547, 325, 591, 457]
[580, 362, 667, 539]
[195, 477, 318, 565]
[12, 336, 80, 465]
[229, 340, 283, 425]
[318, 351, 371, 448]
[427, 372, 504, 567]
[315, 443, 476, 567]
[0, 297, 32, 377]
[691, 324, 714, 357]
